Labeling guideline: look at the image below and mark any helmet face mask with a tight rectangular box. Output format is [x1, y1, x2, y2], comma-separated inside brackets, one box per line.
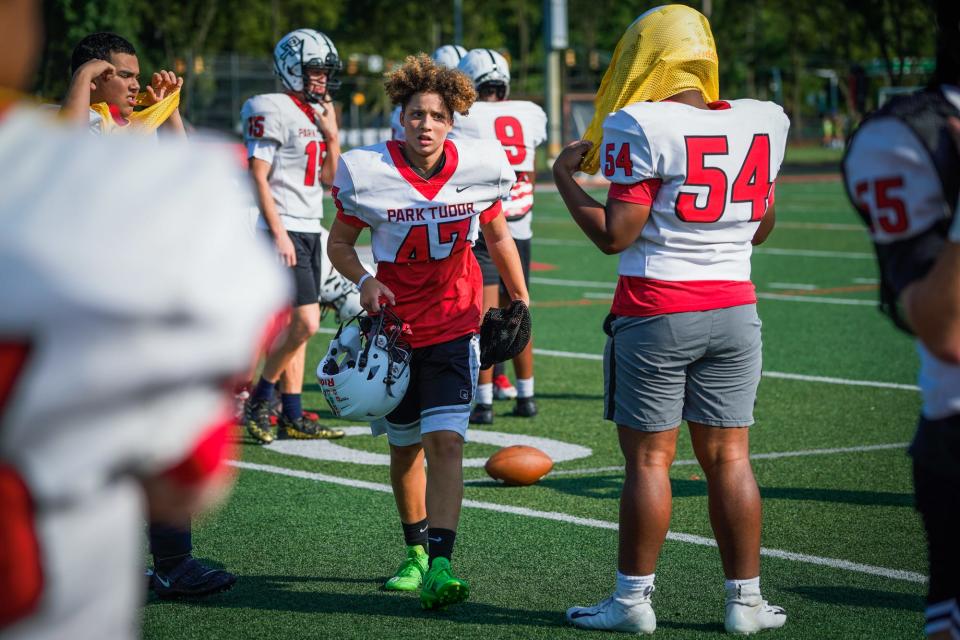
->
[274, 29, 342, 103]
[458, 48, 511, 99]
[317, 309, 412, 421]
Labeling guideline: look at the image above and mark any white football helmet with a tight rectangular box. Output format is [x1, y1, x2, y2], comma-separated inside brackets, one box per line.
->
[459, 48, 511, 99]
[431, 44, 468, 69]
[316, 310, 412, 422]
[274, 29, 342, 103]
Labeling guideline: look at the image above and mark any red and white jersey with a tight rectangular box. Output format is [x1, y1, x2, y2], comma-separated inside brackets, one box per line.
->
[0, 103, 286, 639]
[844, 85, 960, 419]
[450, 100, 547, 240]
[603, 99, 789, 316]
[390, 105, 404, 141]
[333, 138, 515, 347]
[241, 92, 329, 233]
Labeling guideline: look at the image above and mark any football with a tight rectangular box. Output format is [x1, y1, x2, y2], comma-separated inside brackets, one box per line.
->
[484, 445, 554, 486]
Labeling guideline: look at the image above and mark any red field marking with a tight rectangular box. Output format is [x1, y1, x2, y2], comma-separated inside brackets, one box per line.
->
[530, 261, 556, 271]
[778, 283, 878, 296]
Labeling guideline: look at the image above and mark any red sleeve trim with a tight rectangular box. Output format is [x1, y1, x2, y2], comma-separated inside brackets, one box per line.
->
[0, 464, 43, 628]
[332, 185, 368, 227]
[608, 179, 662, 206]
[479, 200, 503, 225]
[336, 210, 369, 229]
[161, 415, 235, 487]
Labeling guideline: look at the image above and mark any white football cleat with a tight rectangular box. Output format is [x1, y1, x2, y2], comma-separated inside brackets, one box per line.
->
[724, 585, 787, 634]
[566, 588, 656, 634]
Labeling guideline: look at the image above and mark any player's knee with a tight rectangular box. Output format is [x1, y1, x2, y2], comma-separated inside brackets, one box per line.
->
[423, 430, 463, 459]
[290, 314, 320, 341]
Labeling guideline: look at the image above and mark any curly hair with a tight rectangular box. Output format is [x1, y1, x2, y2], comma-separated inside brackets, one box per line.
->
[385, 53, 477, 116]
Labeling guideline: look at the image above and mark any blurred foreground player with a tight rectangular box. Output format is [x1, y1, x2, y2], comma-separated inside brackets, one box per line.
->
[555, 5, 788, 634]
[61, 31, 238, 599]
[843, 3, 960, 637]
[454, 48, 546, 423]
[0, 1, 286, 636]
[327, 54, 528, 609]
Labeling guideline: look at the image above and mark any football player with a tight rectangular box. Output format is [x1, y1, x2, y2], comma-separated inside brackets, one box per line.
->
[843, 2, 960, 637]
[60, 32, 241, 600]
[454, 48, 547, 423]
[0, 2, 286, 637]
[241, 29, 346, 444]
[326, 53, 529, 610]
[60, 32, 185, 136]
[389, 45, 466, 141]
[553, 6, 788, 634]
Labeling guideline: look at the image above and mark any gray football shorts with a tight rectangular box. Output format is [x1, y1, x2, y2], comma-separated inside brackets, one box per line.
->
[603, 305, 762, 431]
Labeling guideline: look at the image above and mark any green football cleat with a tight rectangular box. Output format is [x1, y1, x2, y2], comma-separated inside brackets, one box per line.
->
[420, 557, 469, 610]
[383, 545, 428, 592]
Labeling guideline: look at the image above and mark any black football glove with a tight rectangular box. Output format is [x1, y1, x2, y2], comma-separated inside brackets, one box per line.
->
[479, 299, 531, 370]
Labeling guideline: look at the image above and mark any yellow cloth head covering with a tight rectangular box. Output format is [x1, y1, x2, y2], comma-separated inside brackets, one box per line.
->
[90, 88, 180, 134]
[580, 4, 719, 174]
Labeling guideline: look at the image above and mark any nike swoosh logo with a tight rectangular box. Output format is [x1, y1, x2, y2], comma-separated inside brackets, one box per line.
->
[419, 526, 428, 533]
[570, 611, 599, 619]
[155, 575, 171, 588]
[455, 185, 472, 192]
[428, 536, 442, 543]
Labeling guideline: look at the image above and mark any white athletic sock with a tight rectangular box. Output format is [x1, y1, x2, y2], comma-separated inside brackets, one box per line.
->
[476, 383, 493, 405]
[725, 576, 760, 596]
[516, 377, 534, 399]
[615, 571, 655, 601]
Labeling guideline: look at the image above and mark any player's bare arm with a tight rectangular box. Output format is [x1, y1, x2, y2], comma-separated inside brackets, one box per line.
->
[752, 204, 776, 245]
[60, 58, 115, 123]
[553, 140, 651, 254]
[249, 156, 297, 266]
[898, 117, 960, 364]
[480, 214, 530, 306]
[327, 217, 396, 313]
[143, 69, 186, 137]
[903, 243, 960, 364]
[317, 101, 341, 186]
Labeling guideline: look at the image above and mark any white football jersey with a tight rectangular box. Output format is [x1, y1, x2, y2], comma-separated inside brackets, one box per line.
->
[241, 92, 329, 233]
[603, 99, 789, 282]
[333, 138, 515, 346]
[450, 100, 547, 239]
[0, 104, 286, 639]
[843, 85, 960, 419]
[333, 138, 515, 263]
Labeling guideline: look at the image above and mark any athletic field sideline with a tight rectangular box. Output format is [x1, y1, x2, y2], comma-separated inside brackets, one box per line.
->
[144, 180, 925, 639]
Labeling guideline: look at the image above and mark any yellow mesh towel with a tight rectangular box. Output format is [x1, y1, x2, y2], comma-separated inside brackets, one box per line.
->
[90, 88, 180, 134]
[580, 4, 719, 174]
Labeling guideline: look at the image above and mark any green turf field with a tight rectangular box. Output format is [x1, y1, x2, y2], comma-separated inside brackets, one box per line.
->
[143, 180, 927, 639]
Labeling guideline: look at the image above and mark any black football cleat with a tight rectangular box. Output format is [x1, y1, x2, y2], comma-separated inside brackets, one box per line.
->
[469, 403, 494, 425]
[150, 557, 237, 599]
[513, 397, 538, 418]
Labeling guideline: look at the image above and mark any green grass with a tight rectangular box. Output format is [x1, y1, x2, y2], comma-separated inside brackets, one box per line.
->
[144, 180, 927, 639]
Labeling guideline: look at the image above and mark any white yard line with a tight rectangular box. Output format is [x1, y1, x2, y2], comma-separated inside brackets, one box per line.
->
[231, 460, 926, 585]
[753, 247, 873, 259]
[768, 282, 819, 290]
[545, 442, 910, 478]
[756, 293, 875, 306]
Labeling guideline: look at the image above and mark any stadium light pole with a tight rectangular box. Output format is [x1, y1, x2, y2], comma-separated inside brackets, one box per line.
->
[544, 0, 567, 163]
